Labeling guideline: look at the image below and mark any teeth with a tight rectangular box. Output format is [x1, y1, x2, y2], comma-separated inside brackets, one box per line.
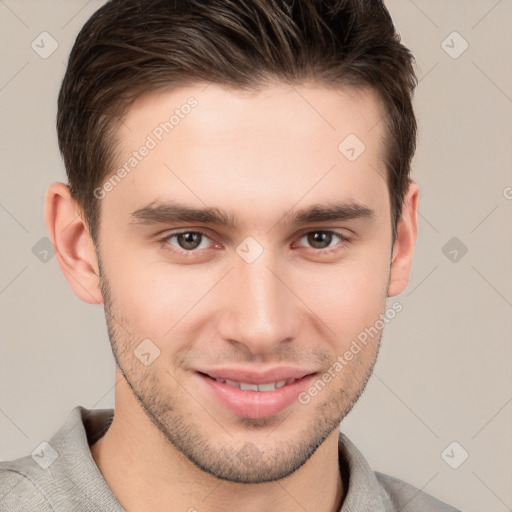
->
[215, 377, 298, 391]
[239, 382, 259, 391]
[257, 382, 277, 391]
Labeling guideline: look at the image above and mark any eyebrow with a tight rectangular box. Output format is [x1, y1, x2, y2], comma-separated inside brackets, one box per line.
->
[129, 200, 375, 229]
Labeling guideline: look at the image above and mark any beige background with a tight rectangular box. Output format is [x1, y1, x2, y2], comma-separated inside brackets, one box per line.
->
[0, 1, 511, 510]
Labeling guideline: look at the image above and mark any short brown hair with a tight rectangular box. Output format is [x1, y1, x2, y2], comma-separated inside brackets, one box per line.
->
[57, 0, 417, 245]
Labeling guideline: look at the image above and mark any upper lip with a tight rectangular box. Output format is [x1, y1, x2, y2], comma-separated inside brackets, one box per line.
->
[196, 366, 317, 384]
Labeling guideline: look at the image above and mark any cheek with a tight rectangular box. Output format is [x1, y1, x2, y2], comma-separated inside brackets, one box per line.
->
[102, 252, 218, 338]
[293, 253, 390, 343]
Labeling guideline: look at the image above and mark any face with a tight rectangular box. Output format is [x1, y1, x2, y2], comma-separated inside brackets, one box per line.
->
[92, 82, 399, 483]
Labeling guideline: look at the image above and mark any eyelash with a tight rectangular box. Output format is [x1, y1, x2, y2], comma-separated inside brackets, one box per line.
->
[158, 229, 350, 259]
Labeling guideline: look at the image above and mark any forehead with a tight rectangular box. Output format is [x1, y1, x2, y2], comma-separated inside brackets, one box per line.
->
[100, 81, 389, 230]
[120, 81, 385, 149]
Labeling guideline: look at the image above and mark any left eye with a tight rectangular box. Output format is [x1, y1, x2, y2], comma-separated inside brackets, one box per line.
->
[297, 231, 345, 250]
[166, 231, 211, 251]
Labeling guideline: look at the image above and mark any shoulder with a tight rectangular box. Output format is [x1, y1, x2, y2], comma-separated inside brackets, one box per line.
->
[0, 461, 53, 512]
[376, 471, 462, 512]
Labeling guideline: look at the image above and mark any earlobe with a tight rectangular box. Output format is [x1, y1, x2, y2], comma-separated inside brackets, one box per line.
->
[387, 181, 419, 297]
[44, 182, 103, 305]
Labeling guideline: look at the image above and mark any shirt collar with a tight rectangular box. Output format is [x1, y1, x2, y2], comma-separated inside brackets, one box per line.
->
[337, 431, 394, 511]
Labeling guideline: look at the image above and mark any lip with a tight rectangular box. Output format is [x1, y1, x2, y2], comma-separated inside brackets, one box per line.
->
[196, 366, 315, 384]
[195, 367, 318, 419]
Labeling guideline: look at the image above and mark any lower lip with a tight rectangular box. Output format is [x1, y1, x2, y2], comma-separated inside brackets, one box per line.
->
[196, 372, 317, 419]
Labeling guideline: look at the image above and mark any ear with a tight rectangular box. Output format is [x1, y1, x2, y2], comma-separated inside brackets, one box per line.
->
[44, 182, 103, 304]
[387, 181, 419, 297]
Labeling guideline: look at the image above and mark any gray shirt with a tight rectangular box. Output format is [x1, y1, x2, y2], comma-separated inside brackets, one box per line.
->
[0, 406, 461, 511]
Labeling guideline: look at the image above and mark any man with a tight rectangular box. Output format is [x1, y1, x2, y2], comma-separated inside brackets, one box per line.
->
[0, 0, 462, 510]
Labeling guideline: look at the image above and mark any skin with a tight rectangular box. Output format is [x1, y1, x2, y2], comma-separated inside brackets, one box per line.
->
[45, 81, 418, 512]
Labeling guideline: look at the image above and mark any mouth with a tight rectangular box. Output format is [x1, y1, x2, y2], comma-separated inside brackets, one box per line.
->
[199, 372, 305, 391]
[195, 369, 318, 419]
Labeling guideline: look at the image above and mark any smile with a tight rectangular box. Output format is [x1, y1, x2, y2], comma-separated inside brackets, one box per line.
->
[213, 377, 300, 391]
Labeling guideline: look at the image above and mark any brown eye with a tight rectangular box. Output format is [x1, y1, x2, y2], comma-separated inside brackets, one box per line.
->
[306, 231, 334, 249]
[176, 232, 202, 250]
[296, 230, 348, 254]
[165, 231, 211, 252]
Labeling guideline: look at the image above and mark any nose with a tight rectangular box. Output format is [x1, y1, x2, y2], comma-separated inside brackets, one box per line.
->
[216, 250, 302, 356]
